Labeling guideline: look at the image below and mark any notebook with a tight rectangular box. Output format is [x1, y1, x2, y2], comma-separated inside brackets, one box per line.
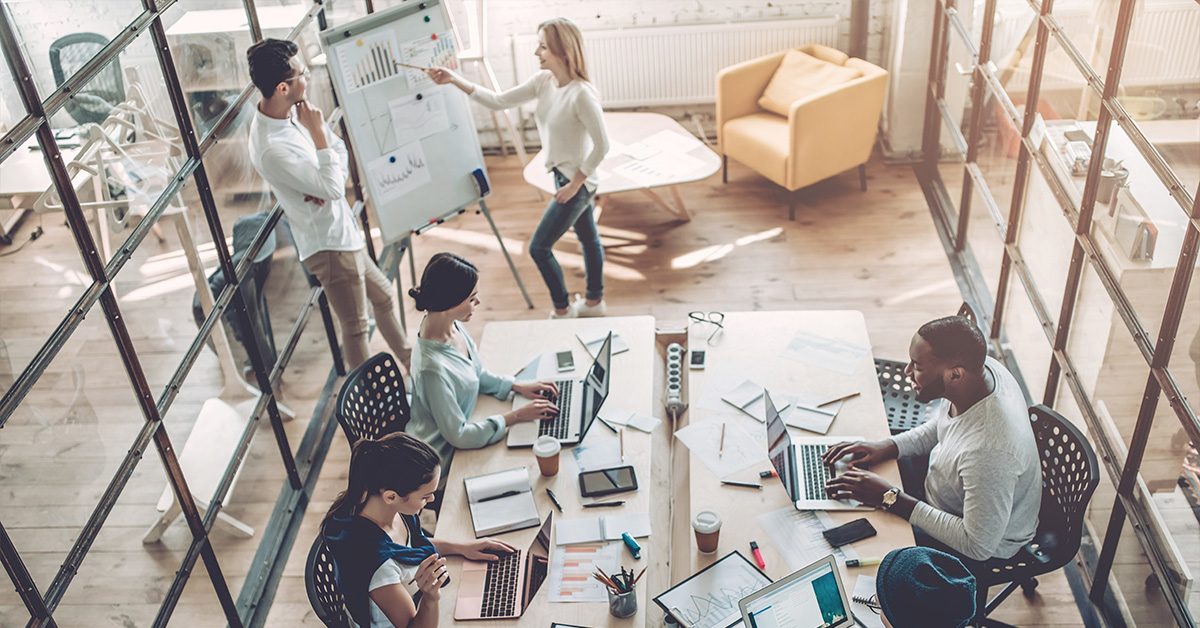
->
[576, 328, 630, 358]
[554, 512, 652, 545]
[722, 380, 789, 422]
[464, 467, 540, 537]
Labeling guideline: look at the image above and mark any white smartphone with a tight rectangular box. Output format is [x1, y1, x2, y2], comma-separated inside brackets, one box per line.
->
[689, 349, 706, 370]
[556, 350, 575, 372]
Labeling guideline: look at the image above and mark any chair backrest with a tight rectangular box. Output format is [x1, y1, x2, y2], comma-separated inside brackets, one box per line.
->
[335, 352, 410, 446]
[1028, 404, 1100, 551]
[305, 534, 350, 628]
[49, 33, 124, 125]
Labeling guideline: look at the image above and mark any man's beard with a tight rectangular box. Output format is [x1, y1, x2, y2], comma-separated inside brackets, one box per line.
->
[915, 374, 947, 403]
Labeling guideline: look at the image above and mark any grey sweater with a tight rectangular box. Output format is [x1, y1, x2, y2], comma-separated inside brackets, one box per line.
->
[890, 357, 1041, 561]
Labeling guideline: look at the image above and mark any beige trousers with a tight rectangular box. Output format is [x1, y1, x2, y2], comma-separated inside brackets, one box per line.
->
[303, 248, 411, 370]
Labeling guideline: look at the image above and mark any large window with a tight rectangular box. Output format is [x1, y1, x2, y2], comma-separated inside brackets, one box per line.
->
[922, 0, 1200, 625]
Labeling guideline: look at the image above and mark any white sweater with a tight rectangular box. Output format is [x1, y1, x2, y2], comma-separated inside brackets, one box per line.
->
[889, 357, 1042, 561]
[469, 70, 609, 190]
[248, 107, 364, 261]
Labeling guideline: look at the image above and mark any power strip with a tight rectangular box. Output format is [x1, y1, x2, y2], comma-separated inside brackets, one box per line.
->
[665, 343, 686, 415]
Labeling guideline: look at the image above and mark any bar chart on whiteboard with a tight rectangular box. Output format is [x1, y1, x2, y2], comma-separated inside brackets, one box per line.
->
[337, 31, 405, 93]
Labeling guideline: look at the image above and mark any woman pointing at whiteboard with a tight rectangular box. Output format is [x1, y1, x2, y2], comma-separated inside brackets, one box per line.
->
[428, 18, 610, 319]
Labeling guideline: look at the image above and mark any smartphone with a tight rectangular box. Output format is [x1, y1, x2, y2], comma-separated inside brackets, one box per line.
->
[689, 349, 706, 370]
[822, 517, 877, 548]
[556, 350, 575, 372]
[578, 465, 638, 498]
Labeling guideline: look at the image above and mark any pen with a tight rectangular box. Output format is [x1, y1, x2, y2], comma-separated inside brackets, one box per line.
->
[846, 557, 882, 568]
[620, 428, 625, 462]
[621, 532, 642, 559]
[719, 422, 726, 458]
[477, 490, 520, 503]
[597, 415, 619, 433]
[583, 500, 625, 508]
[545, 488, 563, 513]
[817, 391, 861, 408]
[760, 469, 778, 478]
[750, 541, 766, 569]
[721, 480, 763, 489]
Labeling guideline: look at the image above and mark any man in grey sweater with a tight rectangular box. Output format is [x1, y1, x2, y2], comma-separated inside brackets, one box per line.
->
[824, 316, 1041, 571]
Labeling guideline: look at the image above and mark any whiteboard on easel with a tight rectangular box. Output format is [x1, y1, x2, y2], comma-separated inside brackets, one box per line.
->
[320, 1, 487, 244]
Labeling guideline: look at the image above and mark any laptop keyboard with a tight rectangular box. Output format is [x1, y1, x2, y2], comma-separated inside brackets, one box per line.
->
[537, 380, 573, 439]
[800, 444, 834, 501]
[479, 549, 523, 618]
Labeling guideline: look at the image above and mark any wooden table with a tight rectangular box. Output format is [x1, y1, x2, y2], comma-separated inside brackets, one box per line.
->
[674, 311, 915, 587]
[522, 112, 721, 222]
[437, 316, 659, 627]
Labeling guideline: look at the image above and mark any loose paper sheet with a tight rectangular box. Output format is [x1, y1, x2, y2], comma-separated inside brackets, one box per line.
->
[781, 392, 846, 434]
[779, 330, 871, 375]
[401, 31, 457, 89]
[548, 541, 623, 602]
[367, 141, 431, 203]
[603, 407, 662, 433]
[336, 30, 405, 94]
[571, 437, 622, 473]
[756, 506, 859, 571]
[674, 417, 765, 479]
[644, 128, 707, 155]
[388, 90, 450, 146]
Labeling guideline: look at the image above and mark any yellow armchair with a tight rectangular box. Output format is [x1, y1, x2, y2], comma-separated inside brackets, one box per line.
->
[717, 44, 888, 219]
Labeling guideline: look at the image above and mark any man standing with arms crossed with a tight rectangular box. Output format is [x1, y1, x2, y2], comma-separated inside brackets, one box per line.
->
[246, 39, 410, 371]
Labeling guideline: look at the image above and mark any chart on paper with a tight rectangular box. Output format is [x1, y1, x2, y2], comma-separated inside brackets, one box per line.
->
[402, 32, 457, 89]
[548, 541, 622, 602]
[366, 142, 431, 204]
[337, 31, 405, 93]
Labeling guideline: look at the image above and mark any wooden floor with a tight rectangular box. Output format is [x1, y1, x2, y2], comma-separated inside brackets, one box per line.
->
[0, 153, 1089, 627]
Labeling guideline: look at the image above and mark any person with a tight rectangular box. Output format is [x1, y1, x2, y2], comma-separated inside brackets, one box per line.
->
[874, 547, 977, 628]
[246, 38, 411, 371]
[428, 18, 610, 319]
[323, 432, 517, 628]
[823, 316, 1041, 572]
[406, 253, 560, 464]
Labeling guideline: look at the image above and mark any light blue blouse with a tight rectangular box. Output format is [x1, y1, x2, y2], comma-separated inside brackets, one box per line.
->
[406, 321, 514, 462]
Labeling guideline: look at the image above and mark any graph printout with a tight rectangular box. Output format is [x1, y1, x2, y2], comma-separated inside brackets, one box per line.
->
[402, 32, 457, 89]
[366, 141, 431, 204]
[547, 541, 622, 602]
[337, 30, 405, 93]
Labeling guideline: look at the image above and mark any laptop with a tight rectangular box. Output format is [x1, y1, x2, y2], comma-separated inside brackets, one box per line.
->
[507, 332, 613, 447]
[455, 513, 553, 620]
[765, 391, 872, 511]
[739, 555, 862, 628]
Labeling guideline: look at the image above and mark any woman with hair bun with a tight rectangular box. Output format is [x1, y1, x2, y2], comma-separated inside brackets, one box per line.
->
[323, 432, 514, 628]
[406, 253, 559, 463]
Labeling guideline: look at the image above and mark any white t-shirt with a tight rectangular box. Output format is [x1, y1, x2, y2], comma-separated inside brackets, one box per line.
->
[247, 107, 365, 261]
[348, 527, 420, 628]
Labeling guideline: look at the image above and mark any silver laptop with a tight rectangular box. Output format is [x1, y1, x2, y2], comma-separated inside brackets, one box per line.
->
[739, 555, 862, 628]
[507, 332, 613, 447]
[766, 391, 872, 511]
[454, 513, 552, 620]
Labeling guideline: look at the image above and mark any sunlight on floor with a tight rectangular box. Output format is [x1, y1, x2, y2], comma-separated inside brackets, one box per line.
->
[670, 227, 783, 269]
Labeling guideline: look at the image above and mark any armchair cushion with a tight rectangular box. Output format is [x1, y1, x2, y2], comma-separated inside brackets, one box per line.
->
[757, 49, 863, 117]
[722, 112, 790, 187]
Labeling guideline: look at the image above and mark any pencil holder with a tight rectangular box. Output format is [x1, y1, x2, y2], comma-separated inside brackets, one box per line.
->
[608, 587, 637, 618]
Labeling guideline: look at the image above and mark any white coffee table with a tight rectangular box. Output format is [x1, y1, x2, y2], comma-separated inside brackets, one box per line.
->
[522, 112, 721, 221]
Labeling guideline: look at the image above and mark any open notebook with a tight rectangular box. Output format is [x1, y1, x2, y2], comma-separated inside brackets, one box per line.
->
[554, 512, 652, 545]
[464, 467, 540, 537]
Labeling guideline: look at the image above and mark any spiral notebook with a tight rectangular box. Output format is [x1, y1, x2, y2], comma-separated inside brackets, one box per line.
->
[463, 467, 539, 537]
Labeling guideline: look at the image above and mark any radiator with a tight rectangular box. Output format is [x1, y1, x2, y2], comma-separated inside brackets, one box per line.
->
[510, 17, 843, 108]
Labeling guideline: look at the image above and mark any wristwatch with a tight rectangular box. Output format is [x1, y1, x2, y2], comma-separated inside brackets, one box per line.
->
[881, 487, 900, 510]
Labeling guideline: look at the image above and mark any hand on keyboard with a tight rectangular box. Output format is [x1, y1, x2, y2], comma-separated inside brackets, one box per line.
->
[513, 380, 560, 401]
[507, 398, 559, 424]
[824, 468, 893, 507]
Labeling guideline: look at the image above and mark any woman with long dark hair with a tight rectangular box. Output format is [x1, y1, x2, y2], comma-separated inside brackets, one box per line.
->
[406, 253, 558, 463]
[323, 432, 514, 628]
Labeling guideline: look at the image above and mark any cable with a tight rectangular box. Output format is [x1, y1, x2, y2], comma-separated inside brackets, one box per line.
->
[0, 226, 44, 257]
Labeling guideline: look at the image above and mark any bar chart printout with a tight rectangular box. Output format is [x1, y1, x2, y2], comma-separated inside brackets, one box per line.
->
[548, 541, 622, 602]
[337, 30, 405, 93]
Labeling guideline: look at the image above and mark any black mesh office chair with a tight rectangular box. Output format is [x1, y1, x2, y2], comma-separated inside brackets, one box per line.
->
[335, 352, 410, 446]
[49, 33, 123, 125]
[973, 404, 1100, 627]
[305, 535, 350, 628]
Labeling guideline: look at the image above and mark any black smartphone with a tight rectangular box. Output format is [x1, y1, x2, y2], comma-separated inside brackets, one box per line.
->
[689, 349, 706, 370]
[578, 465, 638, 498]
[822, 517, 877, 547]
[556, 350, 575, 372]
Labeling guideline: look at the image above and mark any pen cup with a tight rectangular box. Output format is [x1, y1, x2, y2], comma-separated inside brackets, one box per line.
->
[533, 435, 561, 476]
[608, 587, 637, 618]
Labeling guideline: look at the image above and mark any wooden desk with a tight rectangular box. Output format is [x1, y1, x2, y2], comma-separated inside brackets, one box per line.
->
[522, 112, 721, 222]
[675, 311, 915, 586]
[437, 316, 658, 626]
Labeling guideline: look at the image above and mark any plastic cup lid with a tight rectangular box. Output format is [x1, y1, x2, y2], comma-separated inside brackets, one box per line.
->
[533, 435, 561, 456]
[692, 510, 722, 533]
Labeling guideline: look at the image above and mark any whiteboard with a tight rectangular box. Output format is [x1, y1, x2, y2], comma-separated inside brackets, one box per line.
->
[320, 1, 488, 244]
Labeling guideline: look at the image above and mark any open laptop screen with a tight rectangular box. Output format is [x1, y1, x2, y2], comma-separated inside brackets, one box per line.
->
[765, 392, 799, 502]
[520, 514, 553, 613]
[742, 560, 852, 628]
[580, 332, 613, 437]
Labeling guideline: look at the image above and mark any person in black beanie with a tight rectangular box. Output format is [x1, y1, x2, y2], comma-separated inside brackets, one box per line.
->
[875, 547, 977, 628]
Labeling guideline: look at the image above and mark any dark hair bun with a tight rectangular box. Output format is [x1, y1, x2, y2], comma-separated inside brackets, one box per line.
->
[408, 286, 427, 312]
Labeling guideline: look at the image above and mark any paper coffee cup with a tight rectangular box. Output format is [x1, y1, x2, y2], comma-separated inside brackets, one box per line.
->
[692, 510, 722, 553]
[533, 435, 561, 476]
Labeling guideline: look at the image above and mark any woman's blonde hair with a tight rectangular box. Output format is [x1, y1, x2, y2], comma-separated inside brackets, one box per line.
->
[538, 18, 589, 82]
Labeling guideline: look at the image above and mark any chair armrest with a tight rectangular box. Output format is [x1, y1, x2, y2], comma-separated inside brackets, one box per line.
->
[786, 69, 889, 189]
[716, 51, 787, 153]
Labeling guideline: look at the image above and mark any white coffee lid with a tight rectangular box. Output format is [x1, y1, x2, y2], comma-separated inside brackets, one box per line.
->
[692, 510, 722, 533]
[533, 435, 561, 456]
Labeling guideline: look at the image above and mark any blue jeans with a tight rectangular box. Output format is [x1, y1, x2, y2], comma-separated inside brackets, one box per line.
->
[530, 169, 604, 310]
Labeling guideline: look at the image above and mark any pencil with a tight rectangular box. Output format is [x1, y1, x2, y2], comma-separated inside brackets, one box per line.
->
[620, 428, 625, 461]
[719, 422, 726, 457]
[817, 391, 860, 408]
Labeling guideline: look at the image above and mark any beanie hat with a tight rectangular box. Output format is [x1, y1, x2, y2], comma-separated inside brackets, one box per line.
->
[876, 547, 977, 628]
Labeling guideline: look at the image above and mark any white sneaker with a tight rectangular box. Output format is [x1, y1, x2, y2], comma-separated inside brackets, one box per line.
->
[549, 303, 577, 319]
[573, 294, 606, 318]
